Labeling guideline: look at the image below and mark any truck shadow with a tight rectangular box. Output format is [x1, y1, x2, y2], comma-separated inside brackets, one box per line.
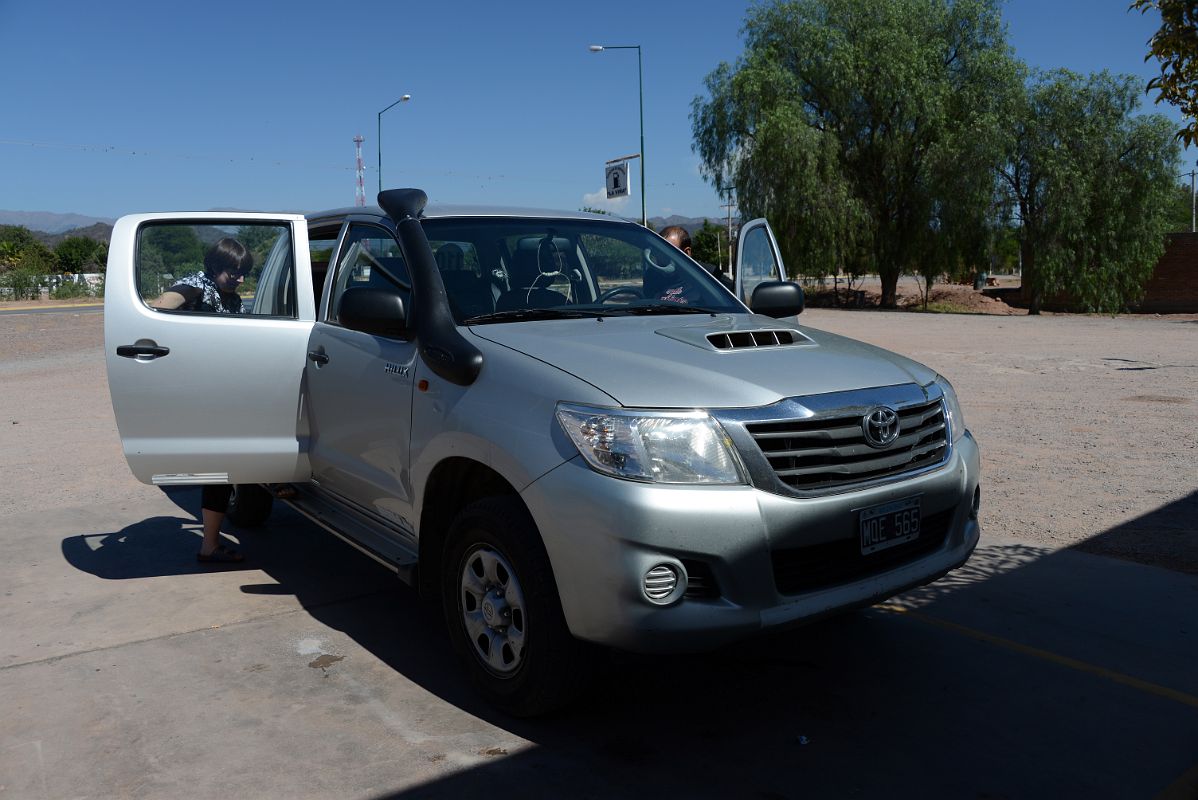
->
[61, 488, 1198, 799]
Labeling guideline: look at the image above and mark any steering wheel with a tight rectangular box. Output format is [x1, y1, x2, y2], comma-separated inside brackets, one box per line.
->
[597, 286, 644, 303]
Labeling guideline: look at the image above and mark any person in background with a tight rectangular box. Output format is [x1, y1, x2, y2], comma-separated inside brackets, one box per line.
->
[153, 237, 253, 563]
[659, 225, 693, 259]
[661, 225, 736, 293]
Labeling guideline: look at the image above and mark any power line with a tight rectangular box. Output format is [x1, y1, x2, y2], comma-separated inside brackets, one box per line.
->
[0, 138, 609, 188]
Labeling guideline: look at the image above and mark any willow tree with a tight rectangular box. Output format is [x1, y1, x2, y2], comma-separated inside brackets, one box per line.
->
[692, 0, 1017, 306]
[1000, 70, 1180, 313]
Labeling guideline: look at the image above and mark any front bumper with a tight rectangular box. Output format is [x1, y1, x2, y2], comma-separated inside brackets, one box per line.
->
[520, 431, 981, 652]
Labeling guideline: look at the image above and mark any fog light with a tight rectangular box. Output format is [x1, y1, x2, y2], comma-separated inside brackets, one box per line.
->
[970, 486, 981, 520]
[644, 564, 684, 604]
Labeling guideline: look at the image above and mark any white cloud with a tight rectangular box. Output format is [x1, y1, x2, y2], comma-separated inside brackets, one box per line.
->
[581, 185, 630, 213]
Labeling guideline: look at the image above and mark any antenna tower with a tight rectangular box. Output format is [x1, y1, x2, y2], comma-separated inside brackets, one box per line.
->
[353, 135, 366, 207]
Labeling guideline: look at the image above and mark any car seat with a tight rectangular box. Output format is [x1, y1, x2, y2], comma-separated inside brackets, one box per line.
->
[496, 236, 572, 311]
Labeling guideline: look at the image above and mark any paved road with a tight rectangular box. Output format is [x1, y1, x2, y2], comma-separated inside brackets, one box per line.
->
[0, 303, 103, 316]
[0, 310, 1195, 799]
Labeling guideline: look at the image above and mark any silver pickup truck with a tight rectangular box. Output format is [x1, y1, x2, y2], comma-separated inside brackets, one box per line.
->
[105, 189, 981, 715]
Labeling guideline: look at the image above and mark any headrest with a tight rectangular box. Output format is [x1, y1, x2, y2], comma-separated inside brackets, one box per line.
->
[435, 242, 465, 271]
[512, 236, 572, 283]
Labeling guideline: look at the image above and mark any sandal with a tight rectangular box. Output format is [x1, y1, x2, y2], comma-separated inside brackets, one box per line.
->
[197, 544, 245, 564]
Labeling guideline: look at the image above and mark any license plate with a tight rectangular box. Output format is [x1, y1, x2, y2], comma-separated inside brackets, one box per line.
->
[859, 497, 921, 555]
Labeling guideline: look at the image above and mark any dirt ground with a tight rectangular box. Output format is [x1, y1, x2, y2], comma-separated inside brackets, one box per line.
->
[1, 305, 1194, 575]
[804, 274, 1024, 314]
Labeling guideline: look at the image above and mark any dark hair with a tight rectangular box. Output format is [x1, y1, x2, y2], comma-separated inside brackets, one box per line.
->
[660, 225, 692, 250]
[204, 237, 253, 278]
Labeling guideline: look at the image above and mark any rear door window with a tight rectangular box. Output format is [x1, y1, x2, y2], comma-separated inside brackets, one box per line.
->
[137, 222, 296, 318]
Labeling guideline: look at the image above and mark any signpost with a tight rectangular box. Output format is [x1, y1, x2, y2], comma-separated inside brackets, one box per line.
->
[604, 153, 639, 203]
[605, 162, 629, 199]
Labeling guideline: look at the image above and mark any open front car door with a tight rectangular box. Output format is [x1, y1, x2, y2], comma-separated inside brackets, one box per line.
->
[735, 217, 787, 305]
[104, 213, 315, 486]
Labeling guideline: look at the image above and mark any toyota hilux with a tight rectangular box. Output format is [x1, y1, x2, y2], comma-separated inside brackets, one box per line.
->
[104, 189, 981, 715]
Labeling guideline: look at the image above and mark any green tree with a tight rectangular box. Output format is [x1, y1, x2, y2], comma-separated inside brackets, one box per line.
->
[1000, 69, 1181, 313]
[54, 236, 102, 274]
[1164, 180, 1193, 231]
[692, 0, 1018, 306]
[691, 220, 726, 267]
[137, 225, 203, 298]
[1132, 0, 1198, 145]
[0, 225, 57, 273]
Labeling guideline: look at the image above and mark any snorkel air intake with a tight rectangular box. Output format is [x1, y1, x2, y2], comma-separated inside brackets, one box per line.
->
[378, 188, 483, 386]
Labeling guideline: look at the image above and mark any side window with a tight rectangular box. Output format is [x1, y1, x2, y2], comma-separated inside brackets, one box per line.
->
[137, 222, 295, 318]
[739, 225, 779, 303]
[327, 224, 411, 325]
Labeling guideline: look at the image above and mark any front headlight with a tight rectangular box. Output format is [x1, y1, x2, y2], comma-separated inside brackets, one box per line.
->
[555, 403, 747, 484]
[935, 376, 966, 442]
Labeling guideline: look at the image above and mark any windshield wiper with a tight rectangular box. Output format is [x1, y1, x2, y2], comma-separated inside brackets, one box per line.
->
[602, 303, 723, 316]
[463, 308, 608, 325]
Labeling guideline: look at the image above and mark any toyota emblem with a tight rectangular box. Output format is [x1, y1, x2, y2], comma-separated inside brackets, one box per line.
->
[862, 406, 900, 448]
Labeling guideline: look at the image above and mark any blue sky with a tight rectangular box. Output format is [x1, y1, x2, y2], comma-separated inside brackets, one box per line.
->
[0, 0, 1186, 222]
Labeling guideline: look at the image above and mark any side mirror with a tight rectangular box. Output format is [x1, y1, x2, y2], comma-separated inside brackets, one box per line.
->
[750, 281, 804, 318]
[339, 286, 409, 338]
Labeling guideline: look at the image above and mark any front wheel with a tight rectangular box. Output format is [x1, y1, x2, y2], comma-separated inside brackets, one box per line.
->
[442, 497, 591, 716]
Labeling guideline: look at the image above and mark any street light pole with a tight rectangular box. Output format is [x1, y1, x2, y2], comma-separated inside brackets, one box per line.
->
[377, 94, 411, 195]
[589, 44, 646, 227]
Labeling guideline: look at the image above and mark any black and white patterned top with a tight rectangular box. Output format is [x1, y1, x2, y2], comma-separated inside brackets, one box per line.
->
[166, 271, 242, 314]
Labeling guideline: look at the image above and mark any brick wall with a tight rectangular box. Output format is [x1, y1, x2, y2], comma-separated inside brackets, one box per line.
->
[1137, 232, 1198, 313]
[1017, 232, 1198, 312]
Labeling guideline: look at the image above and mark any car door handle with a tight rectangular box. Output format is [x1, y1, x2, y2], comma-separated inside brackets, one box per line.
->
[116, 344, 170, 360]
[307, 350, 329, 365]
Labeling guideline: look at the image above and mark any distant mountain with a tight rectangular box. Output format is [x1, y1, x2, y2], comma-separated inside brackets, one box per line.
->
[647, 215, 738, 234]
[0, 210, 115, 234]
[32, 223, 114, 248]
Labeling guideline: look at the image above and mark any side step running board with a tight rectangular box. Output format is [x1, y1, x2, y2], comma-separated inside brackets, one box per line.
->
[281, 486, 419, 586]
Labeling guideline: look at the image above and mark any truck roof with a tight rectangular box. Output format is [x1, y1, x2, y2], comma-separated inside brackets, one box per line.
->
[306, 204, 625, 226]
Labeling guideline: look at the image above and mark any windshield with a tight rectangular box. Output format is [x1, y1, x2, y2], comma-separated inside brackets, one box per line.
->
[421, 218, 745, 325]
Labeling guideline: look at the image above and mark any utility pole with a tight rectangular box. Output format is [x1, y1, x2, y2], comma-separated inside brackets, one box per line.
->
[721, 189, 737, 277]
[353, 135, 366, 207]
[1191, 165, 1195, 233]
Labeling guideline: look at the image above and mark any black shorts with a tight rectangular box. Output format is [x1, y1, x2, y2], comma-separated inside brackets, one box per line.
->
[201, 485, 234, 513]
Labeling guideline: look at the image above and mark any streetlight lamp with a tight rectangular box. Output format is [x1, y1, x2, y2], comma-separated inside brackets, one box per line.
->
[589, 44, 646, 227]
[377, 94, 411, 195]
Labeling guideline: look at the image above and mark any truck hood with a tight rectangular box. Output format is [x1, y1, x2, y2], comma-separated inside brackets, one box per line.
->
[468, 314, 936, 408]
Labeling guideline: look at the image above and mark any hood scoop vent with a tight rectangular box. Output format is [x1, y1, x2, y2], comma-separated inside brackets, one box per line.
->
[707, 329, 809, 350]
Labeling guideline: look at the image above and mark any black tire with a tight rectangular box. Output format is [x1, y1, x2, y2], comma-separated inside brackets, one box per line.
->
[441, 497, 591, 717]
[227, 484, 274, 528]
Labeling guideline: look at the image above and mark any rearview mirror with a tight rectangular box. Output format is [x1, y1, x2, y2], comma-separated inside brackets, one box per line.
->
[749, 281, 804, 318]
[339, 287, 409, 338]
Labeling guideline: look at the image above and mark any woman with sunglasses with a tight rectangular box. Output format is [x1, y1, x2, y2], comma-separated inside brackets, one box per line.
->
[153, 237, 253, 563]
[154, 236, 252, 314]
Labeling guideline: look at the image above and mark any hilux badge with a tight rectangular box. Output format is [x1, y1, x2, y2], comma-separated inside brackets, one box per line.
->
[862, 406, 900, 448]
[384, 362, 409, 377]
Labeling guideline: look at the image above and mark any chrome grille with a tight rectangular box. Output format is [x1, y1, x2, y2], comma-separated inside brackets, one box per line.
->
[745, 398, 948, 492]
